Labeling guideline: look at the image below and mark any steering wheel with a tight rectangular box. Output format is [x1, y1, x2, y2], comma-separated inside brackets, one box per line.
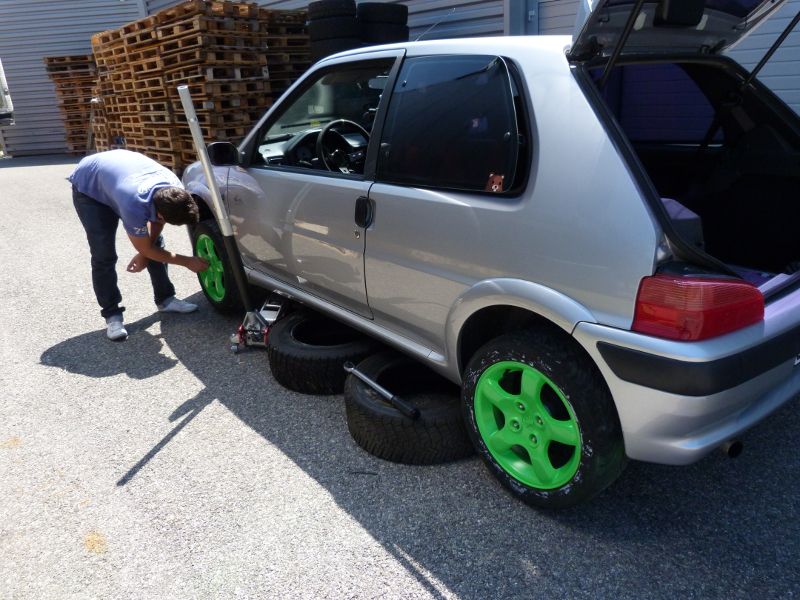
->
[315, 119, 371, 173]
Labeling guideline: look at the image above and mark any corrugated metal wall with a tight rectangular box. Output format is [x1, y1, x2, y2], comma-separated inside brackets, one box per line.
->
[145, 0, 185, 12]
[727, 0, 800, 113]
[538, 0, 579, 35]
[0, 0, 145, 155]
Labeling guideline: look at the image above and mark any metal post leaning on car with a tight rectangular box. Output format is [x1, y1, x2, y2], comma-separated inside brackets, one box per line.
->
[177, 85, 270, 348]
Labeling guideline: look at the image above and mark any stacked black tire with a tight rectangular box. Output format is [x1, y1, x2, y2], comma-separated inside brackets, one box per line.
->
[358, 2, 409, 46]
[309, 0, 410, 62]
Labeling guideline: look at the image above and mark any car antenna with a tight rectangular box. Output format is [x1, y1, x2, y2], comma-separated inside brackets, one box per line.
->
[415, 8, 456, 41]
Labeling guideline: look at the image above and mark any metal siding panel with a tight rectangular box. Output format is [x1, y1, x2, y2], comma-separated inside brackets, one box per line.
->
[145, 0, 186, 12]
[538, 0, 579, 34]
[727, 0, 800, 115]
[0, 0, 143, 155]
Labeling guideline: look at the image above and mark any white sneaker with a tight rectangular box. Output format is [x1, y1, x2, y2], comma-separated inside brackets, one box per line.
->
[106, 318, 128, 341]
[158, 297, 199, 314]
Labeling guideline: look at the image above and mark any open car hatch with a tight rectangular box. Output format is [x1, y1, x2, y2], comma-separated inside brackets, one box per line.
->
[570, 0, 789, 59]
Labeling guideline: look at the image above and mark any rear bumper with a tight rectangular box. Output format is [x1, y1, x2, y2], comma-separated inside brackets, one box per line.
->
[574, 321, 800, 465]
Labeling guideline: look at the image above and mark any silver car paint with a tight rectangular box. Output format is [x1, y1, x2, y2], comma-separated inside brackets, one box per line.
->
[183, 35, 800, 466]
[227, 166, 373, 317]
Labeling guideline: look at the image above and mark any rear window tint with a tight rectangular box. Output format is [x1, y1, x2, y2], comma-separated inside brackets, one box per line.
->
[377, 55, 520, 193]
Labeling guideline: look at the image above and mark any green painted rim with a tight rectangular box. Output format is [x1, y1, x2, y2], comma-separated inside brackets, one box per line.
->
[474, 361, 581, 490]
[195, 233, 226, 303]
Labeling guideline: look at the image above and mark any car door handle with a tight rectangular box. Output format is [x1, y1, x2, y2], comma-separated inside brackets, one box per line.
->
[354, 195, 374, 229]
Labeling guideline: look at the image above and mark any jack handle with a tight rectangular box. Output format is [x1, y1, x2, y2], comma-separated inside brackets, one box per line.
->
[343, 361, 420, 420]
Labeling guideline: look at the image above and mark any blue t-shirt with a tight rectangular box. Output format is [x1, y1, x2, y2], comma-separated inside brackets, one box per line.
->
[69, 150, 183, 237]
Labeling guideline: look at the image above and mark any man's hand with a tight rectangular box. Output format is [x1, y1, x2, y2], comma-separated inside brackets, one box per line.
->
[126, 253, 149, 273]
[128, 234, 208, 273]
[186, 256, 209, 273]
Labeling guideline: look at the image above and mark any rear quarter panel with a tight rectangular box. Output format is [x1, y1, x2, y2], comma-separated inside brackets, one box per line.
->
[365, 37, 661, 373]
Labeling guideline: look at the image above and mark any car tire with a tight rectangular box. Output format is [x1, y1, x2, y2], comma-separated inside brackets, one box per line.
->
[310, 37, 362, 61]
[267, 311, 382, 395]
[462, 330, 627, 509]
[361, 23, 409, 44]
[344, 352, 475, 465]
[357, 3, 408, 25]
[309, 16, 361, 41]
[308, 0, 356, 20]
[191, 219, 244, 314]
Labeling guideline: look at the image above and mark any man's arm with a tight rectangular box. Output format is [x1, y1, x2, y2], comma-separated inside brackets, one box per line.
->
[127, 233, 208, 273]
[127, 221, 166, 272]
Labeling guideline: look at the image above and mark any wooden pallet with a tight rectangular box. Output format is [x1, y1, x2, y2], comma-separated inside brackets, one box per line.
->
[163, 63, 269, 83]
[167, 78, 270, 100]
[160, 47, 267, 71]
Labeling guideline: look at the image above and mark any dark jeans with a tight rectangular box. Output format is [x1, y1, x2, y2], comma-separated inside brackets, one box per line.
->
[73, 187, 175, 320]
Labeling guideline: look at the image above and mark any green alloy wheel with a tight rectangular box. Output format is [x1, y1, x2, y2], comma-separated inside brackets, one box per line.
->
[196, 233, 226, 302]
[462, 331, 627, 509]
[190, 220, 243, 314]
[474, 361, 581, 489]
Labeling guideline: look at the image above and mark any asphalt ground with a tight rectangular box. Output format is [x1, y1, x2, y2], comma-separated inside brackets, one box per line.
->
[1, 155, 798, 600]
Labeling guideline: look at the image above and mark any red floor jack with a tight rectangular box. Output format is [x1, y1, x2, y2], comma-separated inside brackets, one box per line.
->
[229, 299, 284, 353]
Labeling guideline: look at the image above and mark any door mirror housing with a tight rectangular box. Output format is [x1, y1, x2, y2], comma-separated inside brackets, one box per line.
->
[207, 141, 239, 166]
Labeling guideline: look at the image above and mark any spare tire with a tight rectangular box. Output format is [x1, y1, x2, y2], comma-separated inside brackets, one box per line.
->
[357, 3, 409, 24]
[308, 16, 361, 41]
[308, 0, 356, 20]
[267, 311, 381, 395]
[344, 352, 475, 465]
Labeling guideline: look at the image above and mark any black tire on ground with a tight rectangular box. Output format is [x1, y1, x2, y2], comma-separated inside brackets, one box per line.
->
[190, 219, 244, 314]
[462, 330, 627, 509]
[361, 23, 409, 44]
[310, 37, 362, 61]
[344, 352, 475, 465]
[308, 0, 356, 20]
[357, 2, 408, 24]
[267, 311, 382, 395]
[308, 16, 361, 41]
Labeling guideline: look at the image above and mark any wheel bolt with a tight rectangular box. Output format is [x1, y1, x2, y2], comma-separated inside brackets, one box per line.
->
[536, 416, 544, 425]
[530, 435, 538, 445]
[511, 420, 520, 431]
[517, 403, 525, 412]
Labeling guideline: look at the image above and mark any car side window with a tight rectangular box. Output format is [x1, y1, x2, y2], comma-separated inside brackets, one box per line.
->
[252, 59, 394, 175]
[377, 55, 521, 194]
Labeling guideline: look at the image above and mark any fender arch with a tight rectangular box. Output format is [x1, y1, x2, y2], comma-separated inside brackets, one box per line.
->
[445, 278, 598, 376]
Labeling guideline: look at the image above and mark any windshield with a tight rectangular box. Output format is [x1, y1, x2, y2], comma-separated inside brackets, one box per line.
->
[264, 63, 391, 140]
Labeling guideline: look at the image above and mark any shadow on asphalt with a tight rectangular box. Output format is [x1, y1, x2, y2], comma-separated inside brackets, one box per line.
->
[40, 297, 800, 597]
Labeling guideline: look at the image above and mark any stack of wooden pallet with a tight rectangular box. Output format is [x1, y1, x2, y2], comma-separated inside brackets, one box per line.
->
[43, 55, 98, 154]
[89, 0, 310, 172]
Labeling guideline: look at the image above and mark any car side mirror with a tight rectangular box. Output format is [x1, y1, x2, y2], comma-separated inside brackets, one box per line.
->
[207, 141, 239, 166]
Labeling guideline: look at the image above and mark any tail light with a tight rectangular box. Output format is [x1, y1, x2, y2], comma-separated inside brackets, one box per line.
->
[632, 275, 764, 341]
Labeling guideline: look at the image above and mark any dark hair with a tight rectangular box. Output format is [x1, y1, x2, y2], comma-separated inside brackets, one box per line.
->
[152, 187, 200, 226]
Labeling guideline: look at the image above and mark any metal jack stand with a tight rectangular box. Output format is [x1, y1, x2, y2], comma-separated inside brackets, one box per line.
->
[178, 85, 277, 354]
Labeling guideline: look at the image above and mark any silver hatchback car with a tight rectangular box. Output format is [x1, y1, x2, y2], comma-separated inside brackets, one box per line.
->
[183, 0, 800, 508]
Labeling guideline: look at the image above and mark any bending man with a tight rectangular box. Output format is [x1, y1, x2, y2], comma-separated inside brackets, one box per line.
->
[70, 149, 208, 341]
